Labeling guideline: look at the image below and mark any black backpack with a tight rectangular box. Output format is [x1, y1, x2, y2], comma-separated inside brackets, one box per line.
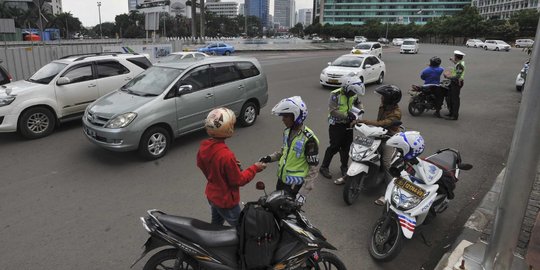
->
[238, 202, 280, 270]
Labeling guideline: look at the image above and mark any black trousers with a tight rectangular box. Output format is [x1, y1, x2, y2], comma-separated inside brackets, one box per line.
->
[321, 123, 353, 169]
[276, 180, 302, 197]
[447, 81, 463, 118]
[432, 86, 446, 111]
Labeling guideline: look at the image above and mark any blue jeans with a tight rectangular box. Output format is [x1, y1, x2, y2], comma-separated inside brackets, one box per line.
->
[209, 200, 241, 226]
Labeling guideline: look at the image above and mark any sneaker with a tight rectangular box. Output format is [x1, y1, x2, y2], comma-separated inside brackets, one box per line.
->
[319, 167, 332, 179]
[340, 166, 348, 177]
[334, 177, 345, 185]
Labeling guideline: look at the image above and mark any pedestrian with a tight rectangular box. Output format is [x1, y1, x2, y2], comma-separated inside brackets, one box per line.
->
[444, 50, 466, 120]
[318, 77, 365, 184]
[197, 107, 266, 226]
[259, 96, 320, 202]
[351, 85, 402, 206]
[420, 56, 445, 118]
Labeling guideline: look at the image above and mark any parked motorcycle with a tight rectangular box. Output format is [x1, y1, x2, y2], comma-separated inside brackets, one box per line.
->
[131, 182, 347, 270]
[407, 81, 450, 116]
[368, 148, 472, 261]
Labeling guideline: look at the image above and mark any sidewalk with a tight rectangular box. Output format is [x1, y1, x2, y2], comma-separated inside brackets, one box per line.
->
[435, 164, 540, 270]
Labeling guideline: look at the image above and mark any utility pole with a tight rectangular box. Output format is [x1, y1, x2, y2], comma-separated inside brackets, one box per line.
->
[200, 0, 205, 38]
[244, 0, 248, 36]
[191, 0, 197, 39]
[97, 2, 103, 39]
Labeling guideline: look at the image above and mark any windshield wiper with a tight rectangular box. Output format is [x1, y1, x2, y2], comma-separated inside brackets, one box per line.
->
[141, 93, 158, 97]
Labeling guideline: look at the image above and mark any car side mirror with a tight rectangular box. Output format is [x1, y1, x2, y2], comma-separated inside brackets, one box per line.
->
[328, 62, 332, 66]
[56, 77, 70, 85]
[364, 64, 372, 69]
[177, 84, 193, 95]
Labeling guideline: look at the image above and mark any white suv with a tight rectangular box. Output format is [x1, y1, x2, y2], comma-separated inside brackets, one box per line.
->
[351, 42, 383, 58]
[0, 53, 151, 139]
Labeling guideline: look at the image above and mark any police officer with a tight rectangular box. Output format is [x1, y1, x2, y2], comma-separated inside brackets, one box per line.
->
[319, 77, 365, 183]
[259, 96, 320, 201]
[444, 50, 466, 120]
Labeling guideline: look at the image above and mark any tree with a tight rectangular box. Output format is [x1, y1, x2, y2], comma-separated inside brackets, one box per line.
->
[510, 9, 539, 37]
[115, 11, 145, 38]
[93, 22, 116, 38]
[289, 23, 304, 36]
[53, 12, 83, 38]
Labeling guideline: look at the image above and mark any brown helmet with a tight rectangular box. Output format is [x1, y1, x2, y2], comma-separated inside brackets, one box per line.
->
[205, 107, 236, 138]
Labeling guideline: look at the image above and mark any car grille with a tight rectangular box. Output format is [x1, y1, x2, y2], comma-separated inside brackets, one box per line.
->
[86, 111, 110, 127]
[327, 74, 343, 78]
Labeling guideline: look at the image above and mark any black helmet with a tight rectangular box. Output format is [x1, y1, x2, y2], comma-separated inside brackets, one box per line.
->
[375, 85, 402, 106]
[430, 56, 442, 67]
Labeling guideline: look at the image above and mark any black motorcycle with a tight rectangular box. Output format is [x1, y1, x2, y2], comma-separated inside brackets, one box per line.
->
[407, 82, 449, 116]
[131, 182, 347, 270]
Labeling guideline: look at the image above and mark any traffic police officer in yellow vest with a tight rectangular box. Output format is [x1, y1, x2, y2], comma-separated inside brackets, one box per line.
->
[319, 76, 365, 184]
[259, 96, 320, 202]
[444, 50, 466, 120]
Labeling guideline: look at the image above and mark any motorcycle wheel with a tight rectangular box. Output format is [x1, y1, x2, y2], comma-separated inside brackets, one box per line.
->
[368, 216, 404, 262]
[305, 251, 347, 270]
[408, 101, 425, 116]
[343, 174, 365, 205]
[143, 249, 199, 270]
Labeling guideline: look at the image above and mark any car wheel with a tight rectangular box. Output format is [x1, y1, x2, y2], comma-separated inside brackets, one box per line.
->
[484, 46, 488, 50]
[238, 101, 258, 127]
[495, 47, 499, 51]
[210, 51, 217, 56]
[18, 106, 56, 139]
[378, 53, 382, 59]
[516, 85, 523, 92]
[377, 72, 384, 84]
[474, 45, 477, 48]
[224, 51, 231, 56]
[138, 126, 170, 160]
[516, 45, 520, 48]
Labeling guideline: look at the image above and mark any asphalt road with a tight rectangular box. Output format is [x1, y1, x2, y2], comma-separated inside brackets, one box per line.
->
[0, 44, 527, 269]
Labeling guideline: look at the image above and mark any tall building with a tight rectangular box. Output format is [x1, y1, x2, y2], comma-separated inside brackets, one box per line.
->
[320, 0, 471, 25]
[51, 0, 62, 14]
[246, 0, 270, 28]
[239, 3, 245, 15]
[472, 0, 540, 19]
[274, 0, 295, 28]
[128, 0, 137, 11]
[206, 1, 238, 18]
[297, 8, 312, 26]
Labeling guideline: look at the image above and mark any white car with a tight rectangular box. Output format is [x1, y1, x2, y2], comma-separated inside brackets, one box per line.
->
[400, 39, 419, 54]
[354, 36, 367, 43]
[312, 37, 323, 42]
[0, 53, 151, 138]
[484, 40, 511, 51]
[155, 51, 208, 63]
[320, 54, 386, 88]
[351, 42, 383, 58]
[466, 39, 484, 48]
[515, 39, 534, 48]
[392, 38, 404, 46]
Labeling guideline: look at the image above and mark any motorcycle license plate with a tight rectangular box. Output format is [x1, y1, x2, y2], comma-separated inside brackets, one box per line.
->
[355, 136, 373, 147]
[394, 177, 426, 198]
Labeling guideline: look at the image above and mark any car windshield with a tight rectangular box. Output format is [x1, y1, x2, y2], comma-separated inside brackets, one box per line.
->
[496, 41, 508, 44]
[331, 56, 363, 67]
[355, 44, 371, 49]
[28, 62, 67, 84]
[120, 66, 184, 96]
[403, 40, 416, 45]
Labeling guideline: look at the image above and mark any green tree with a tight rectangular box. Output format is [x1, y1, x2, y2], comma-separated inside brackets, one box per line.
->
[510, 9, 539, 37]
[93, 22, 116, 38]
[53, 12, 82, 38]
[115, 11, 145, 38]
[289, 23, 304, 36]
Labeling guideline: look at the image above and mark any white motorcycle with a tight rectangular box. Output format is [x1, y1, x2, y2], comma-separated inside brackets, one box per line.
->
[368, 148, 472, 261]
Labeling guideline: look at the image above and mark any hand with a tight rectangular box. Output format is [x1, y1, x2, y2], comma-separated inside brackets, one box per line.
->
[254, 162, 267, 172]
[259, 155, 272, 163]
[347, 111, 356, 122]
[295, 194, 306, 205]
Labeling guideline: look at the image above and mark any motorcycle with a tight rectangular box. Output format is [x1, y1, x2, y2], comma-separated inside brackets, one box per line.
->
[131, 181, 347, 270]
[368, 148, 473, 262]
[407, 81, 450, 116]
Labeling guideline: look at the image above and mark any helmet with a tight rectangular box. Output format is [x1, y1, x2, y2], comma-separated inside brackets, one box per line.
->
[272, 96, 308, 126]
[205, 107, 236, 138]
[343, 76, 365, 96]
[386, 131, 425, 160]
[375, 85, 402, 106]
[429, 56, 442, 67]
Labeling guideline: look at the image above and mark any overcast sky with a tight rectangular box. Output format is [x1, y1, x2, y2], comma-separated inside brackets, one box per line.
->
[63, 0, 313, 27]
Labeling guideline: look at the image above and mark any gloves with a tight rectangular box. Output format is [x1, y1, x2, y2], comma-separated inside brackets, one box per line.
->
[259, 155, 272, 163]
[347, 111, 357, 122]
[295, 194, 306, 205]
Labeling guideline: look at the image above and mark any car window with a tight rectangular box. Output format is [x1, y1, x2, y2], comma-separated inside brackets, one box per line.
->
[332, 56, 363, 67]
[236, 61, 260, 78]
[370, 57, 380, 65]
[195, 53, 206, 58]
[61, 64, 94, 84]
[29, 62, 68, 84]
[127, 57, 152, 70]
[179, 65, 211, 91]
[403, 40, 416, 45]
[373, 43, 381, 49]
[122, 66, 184, 96]
[183, 54, 194, 59]
[219, 44, 227, 47]
[212, 62, 241, 86]
[355, 44, 371, 50]
[97, 61, 130, 78]
[209, 44, 217, 48]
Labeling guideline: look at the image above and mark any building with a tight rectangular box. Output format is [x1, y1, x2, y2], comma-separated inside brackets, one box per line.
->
[297, 8, 312, 26]
[274, 0, 295, 28]
[206, 1, 239, 18]
[50, 0, 62, 14]
[472, 0, 540, 19]
[2, 0, 62, 15]
[239, 3, 245, 15]
[246, 0, 270, 28]
[128, 0, 137, 11]
[318, 0, 471, 25]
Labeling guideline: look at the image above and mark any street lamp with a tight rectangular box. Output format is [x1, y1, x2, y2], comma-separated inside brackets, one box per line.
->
[97, 2, 103, 39]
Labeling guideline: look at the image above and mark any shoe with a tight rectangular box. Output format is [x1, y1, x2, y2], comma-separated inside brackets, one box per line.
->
[445, 113, 453, 117]
[334, 177, 345, 185]
[445, 116, 458, 121]
[374, 196, 385, 206]
[319, 167, 332, 179]
[433, 111, 442, 118]
[340, 166, 348, 177]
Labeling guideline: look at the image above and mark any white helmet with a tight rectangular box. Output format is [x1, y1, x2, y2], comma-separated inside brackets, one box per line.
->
[343, 75, 365, 96]
[272, 96, 308, 126]
[386, 131, 425, 160]
[205, 107, 236, 138]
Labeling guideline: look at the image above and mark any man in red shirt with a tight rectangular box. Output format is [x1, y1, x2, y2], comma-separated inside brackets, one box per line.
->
[197, 107, 266, 226]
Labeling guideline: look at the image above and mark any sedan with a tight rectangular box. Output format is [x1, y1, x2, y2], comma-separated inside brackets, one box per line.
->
[320, 54, 386, 88]
[197, 42, 235, 55]
[155, 51, 209, 63]
[484, 40, 511, 51]
[466, 39, 484, 48]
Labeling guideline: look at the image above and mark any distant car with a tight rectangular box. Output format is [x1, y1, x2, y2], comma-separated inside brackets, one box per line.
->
[329, 37, 339, 42]
[515, 60, 529, 91]
[466, 39, 484, 48]
[354, 36, 367, 43]
[312, 36, 323, 42]
[197, 43, 235, 55]
[377, 37, 389, 45]
[484, 40, 511, 51]
[515, 39, 534, 48]
[320, 54, 386, 88]
[351, 42, 383, 58]
[156, 52, 209, 63]
[400, 39, 419, 54]
[392, 38, 404, 46]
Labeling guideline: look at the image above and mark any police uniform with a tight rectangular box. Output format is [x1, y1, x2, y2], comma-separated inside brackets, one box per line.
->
[447, 51, 466, 120]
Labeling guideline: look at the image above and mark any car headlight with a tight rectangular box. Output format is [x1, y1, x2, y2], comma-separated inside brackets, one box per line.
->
[104, 112, 137, 128]
[321, 69, 327, 76]
[0, 95, 16, 107]
[391, 186, 424, 210]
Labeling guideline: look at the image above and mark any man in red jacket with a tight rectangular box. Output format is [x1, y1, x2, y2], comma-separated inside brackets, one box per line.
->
[197, 107, 266, 226]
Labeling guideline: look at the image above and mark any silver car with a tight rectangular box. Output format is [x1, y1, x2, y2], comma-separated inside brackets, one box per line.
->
[82, 56, 268, 160]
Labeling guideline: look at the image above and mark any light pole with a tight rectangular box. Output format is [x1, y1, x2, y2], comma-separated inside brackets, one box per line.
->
[97, 2, 103, 39]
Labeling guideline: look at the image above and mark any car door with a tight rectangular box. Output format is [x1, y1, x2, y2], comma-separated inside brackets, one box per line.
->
[174, 65, 215, 134]
[211, 62, 244, 112]
[54, 63, 98, 116]
[370, 56, 383, 79]
[218, 43, 227, 55]
[95, 60, 132, 97]
[362, 57, 376, 83]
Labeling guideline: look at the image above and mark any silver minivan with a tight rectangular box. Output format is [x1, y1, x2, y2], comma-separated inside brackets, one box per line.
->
[82, 56, 268, 160]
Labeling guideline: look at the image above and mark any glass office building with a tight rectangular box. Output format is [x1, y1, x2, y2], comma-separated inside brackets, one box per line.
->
[246, 0, 270, 28]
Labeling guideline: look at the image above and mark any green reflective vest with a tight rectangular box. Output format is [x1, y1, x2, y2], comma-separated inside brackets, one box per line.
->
[328, 88, 357, 124]
[278, 126, 319, 185]
[451, 60, 465, 80]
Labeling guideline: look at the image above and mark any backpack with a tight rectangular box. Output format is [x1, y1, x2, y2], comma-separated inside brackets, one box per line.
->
[238, 202, 280, 270]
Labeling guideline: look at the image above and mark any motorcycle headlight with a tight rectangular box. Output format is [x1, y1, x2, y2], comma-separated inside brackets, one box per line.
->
[349, 144, 367, 162]
[391, 186, 424, 210]
[104, 112, 137, 128]
[0, 95, 16, 107]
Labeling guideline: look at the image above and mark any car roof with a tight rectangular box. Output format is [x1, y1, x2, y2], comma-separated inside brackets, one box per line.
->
[55, 53, 145, 64]
[403, 38, 416, 41]
[154, 56, 257, 69]
[358, 42, 379, 45]
[340, 54, 367, 59]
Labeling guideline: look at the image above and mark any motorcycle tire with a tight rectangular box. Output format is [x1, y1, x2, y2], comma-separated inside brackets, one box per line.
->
[305, 251, 347, 270]
[143, 248, 199, 270]
[408, 101, 425, 116]
[343, 174, 365, 205]
[368, 216, 404, 262]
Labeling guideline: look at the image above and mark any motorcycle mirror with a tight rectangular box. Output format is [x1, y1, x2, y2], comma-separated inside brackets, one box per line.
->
[256, 181, 266, 190]
[458, 163, 473, 170]
[389, 167, 401, 178]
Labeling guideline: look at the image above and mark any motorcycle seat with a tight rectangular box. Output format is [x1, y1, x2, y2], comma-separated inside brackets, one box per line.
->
[425, 151, 458, 172]
[158, 215, 239, 248]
